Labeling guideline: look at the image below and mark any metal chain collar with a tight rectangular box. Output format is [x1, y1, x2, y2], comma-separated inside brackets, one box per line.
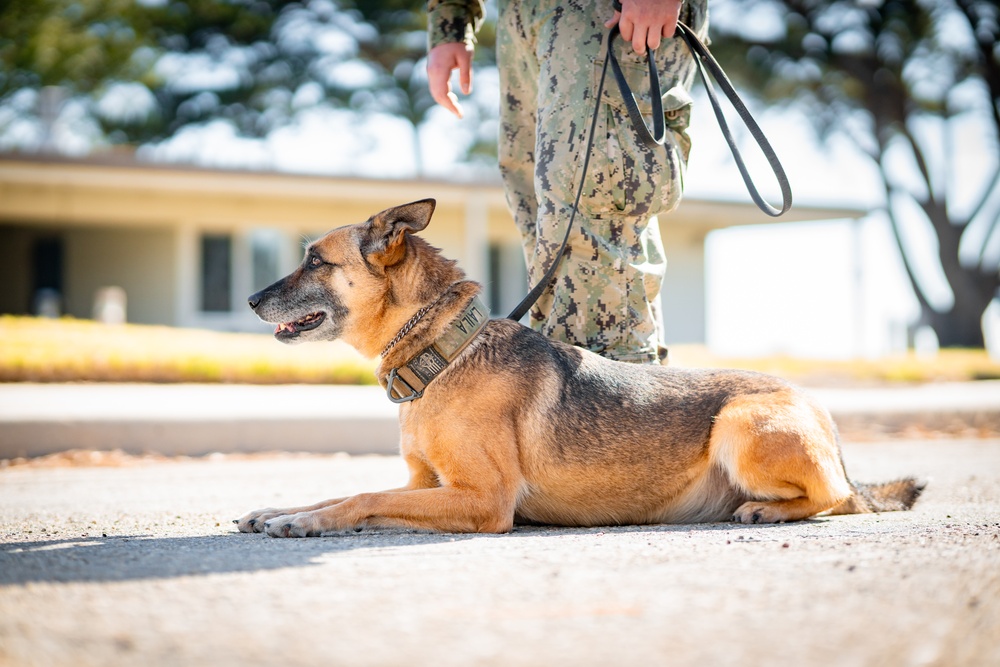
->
[380, 292, 448, 358]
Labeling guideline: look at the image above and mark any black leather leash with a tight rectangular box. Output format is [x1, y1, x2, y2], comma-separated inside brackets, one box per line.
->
[675, 22, 792, 216]
[507, 10, 792, 322]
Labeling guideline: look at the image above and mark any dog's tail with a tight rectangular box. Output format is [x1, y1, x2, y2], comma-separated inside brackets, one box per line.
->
[827, 478, 925, 515]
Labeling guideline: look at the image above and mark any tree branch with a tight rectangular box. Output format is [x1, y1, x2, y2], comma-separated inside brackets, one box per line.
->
[974, 166, 1000, 267]
[877, 157, 934, 316]
[900, 121, 943, 218]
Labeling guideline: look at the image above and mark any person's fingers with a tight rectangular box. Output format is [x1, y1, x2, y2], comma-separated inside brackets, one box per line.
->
[427, 66, 462, 117]
[631, 24, 649, 55]
[458, 49, 473, 95]
[662, 23, 674, 40]
[618, 14, 634, 44]
[646, 27, 662, 51]
[604, 9, 621, 28]
[429, 76, 462, 118]
[616, 0, 682, 53]
[426, 44, 472, 119]
[660, 1, 681, 39]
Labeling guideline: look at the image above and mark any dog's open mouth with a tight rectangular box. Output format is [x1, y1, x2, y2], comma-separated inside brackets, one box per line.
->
[275, 311, 326, 339]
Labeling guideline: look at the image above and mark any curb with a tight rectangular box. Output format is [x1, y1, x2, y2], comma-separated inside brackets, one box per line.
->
[2, 382, 999, 459]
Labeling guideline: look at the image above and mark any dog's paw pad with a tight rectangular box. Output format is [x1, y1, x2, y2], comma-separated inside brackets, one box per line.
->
[235, 509, 282, 533]
[732, 502, 779, 524]
[264, 514, 315, 538]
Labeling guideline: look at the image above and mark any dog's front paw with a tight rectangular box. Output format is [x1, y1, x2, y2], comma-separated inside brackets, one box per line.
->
[234, 508, 286, 533]
[263, 513, 322, 538]
[732, 501, 784, 524]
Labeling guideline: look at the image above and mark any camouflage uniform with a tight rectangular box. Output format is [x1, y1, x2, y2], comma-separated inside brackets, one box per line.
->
[428, 0, 708, 364]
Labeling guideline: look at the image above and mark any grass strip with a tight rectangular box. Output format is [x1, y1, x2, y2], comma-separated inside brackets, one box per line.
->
[0, 316, 377, 384]
[2, 315, 999, 385]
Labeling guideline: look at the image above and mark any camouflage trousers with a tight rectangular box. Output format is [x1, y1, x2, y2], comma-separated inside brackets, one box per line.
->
[497, 0, 707, 363]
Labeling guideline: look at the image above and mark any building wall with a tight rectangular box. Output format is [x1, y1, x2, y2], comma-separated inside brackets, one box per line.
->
[0, 208, 705, 341]
[660, 225, 707, 344]
[0, 159, 859, 341]
[63, 226, 176, 325]
[0, 222, 176, 324]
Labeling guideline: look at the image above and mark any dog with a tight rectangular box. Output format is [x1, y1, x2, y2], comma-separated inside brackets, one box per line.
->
[236, 199, 923, 537]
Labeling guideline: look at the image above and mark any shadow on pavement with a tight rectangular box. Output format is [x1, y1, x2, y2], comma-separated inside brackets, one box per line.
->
[0, 521, 793, 586]
[0, 532, 460, 585]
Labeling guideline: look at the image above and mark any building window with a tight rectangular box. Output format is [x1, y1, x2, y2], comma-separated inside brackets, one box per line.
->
[31, 237, 64, 317]
[250, 230, 283, 292]
[200, 234, 232, 312]
[488, 241, 528, 318]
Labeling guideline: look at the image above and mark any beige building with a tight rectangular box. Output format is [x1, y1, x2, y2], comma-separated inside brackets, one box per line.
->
[0, 155, 859, 343]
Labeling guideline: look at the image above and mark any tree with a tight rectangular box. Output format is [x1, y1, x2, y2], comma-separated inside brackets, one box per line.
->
[709, 0, 1000, 347]
[0, 0, 497, 172]
[1, 0, 300, 144]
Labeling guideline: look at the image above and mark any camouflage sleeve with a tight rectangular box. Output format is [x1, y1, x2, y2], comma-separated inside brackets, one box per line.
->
[426, 0, 486, 49]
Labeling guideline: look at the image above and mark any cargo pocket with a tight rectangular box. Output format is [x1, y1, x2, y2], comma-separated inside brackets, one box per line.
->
[593, 48, 692, 219]
[662, 85, 693, 164]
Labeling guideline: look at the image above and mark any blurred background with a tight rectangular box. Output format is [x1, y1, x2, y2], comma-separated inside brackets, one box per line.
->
[1, 0, 999, 386]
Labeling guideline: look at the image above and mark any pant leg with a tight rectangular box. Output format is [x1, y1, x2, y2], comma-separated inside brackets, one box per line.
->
[498, 0, 707, 363]
[496, 0, 539, 252]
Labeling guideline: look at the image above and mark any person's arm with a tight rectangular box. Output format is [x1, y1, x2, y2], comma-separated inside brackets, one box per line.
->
[426, 0, 485, 118]
[604, 0, 684, 55]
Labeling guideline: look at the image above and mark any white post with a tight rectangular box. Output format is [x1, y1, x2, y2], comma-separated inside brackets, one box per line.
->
[174, 224, 197, 328]
[464, 192, 489, 288]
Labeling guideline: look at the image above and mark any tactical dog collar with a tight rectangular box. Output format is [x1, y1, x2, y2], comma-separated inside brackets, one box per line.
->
[385, 295, 489, 403]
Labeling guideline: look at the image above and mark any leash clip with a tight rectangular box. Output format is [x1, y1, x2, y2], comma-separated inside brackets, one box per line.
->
[386, 367, 422, 404]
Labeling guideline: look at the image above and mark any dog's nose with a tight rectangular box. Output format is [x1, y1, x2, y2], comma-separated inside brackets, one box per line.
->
[248, 291, 263, 310]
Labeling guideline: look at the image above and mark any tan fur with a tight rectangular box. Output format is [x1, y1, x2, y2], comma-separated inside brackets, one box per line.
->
[236, 199, 922, 537]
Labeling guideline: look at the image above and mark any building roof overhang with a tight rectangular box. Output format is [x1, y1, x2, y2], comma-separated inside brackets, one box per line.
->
[0, 153, 866, 234]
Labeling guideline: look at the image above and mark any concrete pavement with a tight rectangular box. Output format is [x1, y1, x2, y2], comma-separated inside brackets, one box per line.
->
[2, 380, 1000, 459]
[1, 439, 998, 667]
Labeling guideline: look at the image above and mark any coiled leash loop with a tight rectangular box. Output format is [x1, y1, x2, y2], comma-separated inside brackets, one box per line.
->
[507, 8, 792, 322]
[675, 22, 792, 217]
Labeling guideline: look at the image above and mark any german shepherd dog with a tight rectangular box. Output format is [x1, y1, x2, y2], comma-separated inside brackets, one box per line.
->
[237, 199, 922, 537]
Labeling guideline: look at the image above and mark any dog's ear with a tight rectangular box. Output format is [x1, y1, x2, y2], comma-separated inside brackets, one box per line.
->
[363, 199, 436, 267]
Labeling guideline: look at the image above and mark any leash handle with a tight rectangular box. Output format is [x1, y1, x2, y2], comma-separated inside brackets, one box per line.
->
[606, 25, 666, 148]
[675, 21, 792, 217]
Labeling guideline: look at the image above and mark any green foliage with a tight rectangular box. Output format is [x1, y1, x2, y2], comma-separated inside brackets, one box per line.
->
[0, 0, 497, 154]
[1, 0, 152, 93]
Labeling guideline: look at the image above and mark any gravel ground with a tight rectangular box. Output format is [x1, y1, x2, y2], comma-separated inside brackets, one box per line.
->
[1, 439, 999, 667]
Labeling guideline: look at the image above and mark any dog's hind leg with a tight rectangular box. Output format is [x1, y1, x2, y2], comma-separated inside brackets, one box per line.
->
[709, 389, 852, 524]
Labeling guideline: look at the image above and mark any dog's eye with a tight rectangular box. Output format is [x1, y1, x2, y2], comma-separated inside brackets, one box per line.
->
[308, 255, 323, 268]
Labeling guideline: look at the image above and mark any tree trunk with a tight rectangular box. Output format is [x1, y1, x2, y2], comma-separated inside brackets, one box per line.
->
[926, 296, 992, 349]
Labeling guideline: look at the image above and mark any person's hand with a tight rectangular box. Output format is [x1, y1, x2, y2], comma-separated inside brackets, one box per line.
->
[427, 42, 474, 119]
[604, 0, 684, 55]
